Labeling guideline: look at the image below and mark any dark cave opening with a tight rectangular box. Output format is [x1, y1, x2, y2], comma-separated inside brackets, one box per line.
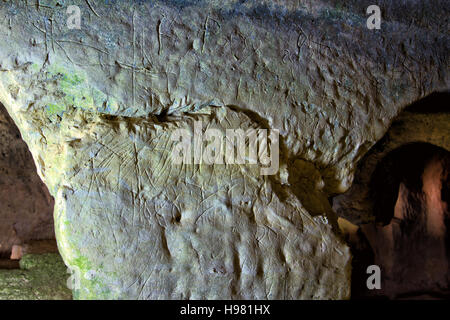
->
[351, 142, 450, 299]
[333, 91, 450, 299]
[370, 143, 449, 227]
[0, 102, 57, 269]
[0, 103, 71, 299]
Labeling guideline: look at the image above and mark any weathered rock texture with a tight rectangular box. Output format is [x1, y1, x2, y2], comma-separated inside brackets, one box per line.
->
[0, 103, 55, 258]
[0, 0, 448, 299]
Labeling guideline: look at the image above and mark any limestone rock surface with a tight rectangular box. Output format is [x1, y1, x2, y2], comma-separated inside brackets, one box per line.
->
[0, 0, 448, 299]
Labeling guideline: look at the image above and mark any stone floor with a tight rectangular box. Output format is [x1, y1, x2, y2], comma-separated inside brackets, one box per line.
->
[0, 253, 72, 300]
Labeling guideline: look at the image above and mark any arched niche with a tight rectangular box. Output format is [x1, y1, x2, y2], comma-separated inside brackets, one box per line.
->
[333, 92, 450, 299]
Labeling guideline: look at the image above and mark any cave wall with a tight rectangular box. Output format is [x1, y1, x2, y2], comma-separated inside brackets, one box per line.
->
[0, 0, 448, 299]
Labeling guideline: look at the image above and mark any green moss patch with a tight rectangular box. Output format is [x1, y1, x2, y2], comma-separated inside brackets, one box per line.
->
[0, 253, 72, 300]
